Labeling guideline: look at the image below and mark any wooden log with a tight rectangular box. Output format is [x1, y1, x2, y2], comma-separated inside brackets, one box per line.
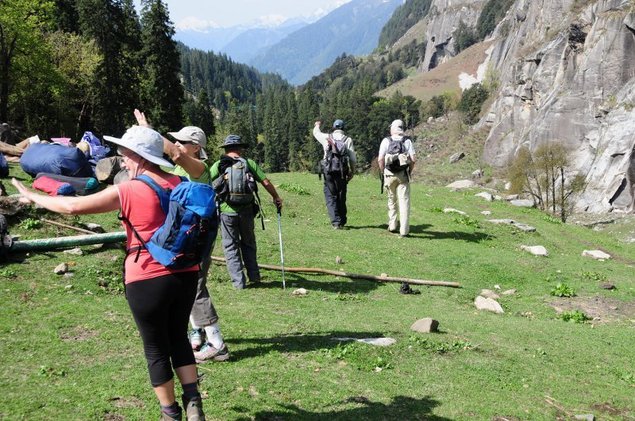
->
[41, 218, 96, 235]
[210, 256, 460, 288]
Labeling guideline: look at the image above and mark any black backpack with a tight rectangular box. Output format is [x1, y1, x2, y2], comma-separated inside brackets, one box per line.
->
[385, 136, 410, 173]
[321, 134, 349, 177]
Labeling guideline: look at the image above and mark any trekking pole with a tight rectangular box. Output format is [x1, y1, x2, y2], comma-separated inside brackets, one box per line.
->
[276, 203, 286, 290]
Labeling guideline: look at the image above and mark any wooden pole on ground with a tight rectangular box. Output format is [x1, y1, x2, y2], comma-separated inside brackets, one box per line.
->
[210, 256, 460, 288]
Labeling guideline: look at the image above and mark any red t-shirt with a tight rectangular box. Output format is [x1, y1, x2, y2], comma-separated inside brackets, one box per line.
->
[117, 175, 199, 283]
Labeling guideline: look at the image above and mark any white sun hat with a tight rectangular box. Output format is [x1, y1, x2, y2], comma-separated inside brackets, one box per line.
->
[104, 126, 174, 168]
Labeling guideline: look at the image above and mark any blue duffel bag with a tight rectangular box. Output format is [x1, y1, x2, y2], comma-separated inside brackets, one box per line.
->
[20, 143, 94, 178]
[0, 153, 8, 178]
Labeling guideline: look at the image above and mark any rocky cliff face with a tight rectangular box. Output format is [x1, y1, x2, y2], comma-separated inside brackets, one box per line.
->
[419, 0, 486, 72]
[480, 0, 635, 213]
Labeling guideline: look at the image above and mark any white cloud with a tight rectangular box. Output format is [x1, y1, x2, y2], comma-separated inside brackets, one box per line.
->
[175, 16, 220, 32]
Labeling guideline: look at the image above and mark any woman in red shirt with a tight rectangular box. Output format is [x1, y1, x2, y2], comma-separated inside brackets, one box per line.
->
[12, 126, 205, 421]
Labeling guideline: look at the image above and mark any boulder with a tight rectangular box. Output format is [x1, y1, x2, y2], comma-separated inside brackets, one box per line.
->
[509, 199, 535, 208]
[449, 152, 465, 164]
[410, 318, 439, 333]
[582, 250, 611, 260]
[520, 245, 548, 256]
[475, 192, 494, 201]
[474, 296, 504, 314]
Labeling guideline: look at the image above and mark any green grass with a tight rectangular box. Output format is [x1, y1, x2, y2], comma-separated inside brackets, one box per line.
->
[1, 168, 634, 420]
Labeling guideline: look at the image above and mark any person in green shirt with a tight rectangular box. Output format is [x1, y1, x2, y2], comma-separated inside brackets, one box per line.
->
[210, 134, 283, 289]
[134, 110, 229, 363]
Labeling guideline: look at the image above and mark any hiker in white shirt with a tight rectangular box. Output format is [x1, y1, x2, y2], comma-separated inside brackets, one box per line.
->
[377, 119, 416, 237]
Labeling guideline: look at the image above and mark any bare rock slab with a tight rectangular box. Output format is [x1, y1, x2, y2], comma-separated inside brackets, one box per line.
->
[509, 199, 535, 207]
[474, 296, 504, 314]
[446, 180, 476, 190]
[443, 208, 466, 215]
[487, 219, 536, 232]
[410, 318, 439, 333]
[520, 245, 548, 256]
[582, 250, 611, 260]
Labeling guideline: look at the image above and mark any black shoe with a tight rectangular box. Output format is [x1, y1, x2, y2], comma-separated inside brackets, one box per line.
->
[400, 283, 420, 295]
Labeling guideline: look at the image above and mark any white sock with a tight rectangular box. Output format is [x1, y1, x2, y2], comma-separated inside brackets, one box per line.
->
[204, 322, 224, 349]
[190, 316, 200, 330]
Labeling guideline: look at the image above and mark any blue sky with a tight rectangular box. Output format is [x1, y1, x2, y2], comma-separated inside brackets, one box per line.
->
[135, 0, 352, 30]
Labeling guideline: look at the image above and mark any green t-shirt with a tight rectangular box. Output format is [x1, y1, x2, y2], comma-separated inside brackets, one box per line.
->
[165, 161, 211, 184]
[209, 157, 266, 214]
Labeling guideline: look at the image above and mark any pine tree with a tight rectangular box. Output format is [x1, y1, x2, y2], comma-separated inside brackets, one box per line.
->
[139, 0, 183, 132]
[77, 0, 141, 135]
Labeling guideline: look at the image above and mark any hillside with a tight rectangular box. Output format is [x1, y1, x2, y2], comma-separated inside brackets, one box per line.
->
[250, 0, 402, 85]
[377, 40, 493, 102]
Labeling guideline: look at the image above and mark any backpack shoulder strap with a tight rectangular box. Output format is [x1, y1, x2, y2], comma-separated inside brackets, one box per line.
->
[134, 174, 172, 214]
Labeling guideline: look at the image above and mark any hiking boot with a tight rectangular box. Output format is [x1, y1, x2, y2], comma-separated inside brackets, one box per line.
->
[182, 395, 205, 421]
[194, 342, 230, 363]
[159, 407, 183, 421]
[399, 283, 420, 295]
[189, 329, 204, 351]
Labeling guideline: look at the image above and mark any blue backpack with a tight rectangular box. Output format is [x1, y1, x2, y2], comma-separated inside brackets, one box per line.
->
[120, 175, 218, 269]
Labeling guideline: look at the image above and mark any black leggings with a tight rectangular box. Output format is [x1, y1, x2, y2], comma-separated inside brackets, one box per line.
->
[126, 272, 198, 387]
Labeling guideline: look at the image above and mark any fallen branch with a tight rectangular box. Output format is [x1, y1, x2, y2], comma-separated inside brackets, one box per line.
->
[42, 218, 96, 235]
[210, 256, 460, 288]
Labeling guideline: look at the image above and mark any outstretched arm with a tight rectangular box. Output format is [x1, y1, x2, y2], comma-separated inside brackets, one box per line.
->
[12, 178, 120, 215]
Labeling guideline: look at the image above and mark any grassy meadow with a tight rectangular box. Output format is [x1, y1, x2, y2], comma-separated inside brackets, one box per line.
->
[1, 168, 634, 420]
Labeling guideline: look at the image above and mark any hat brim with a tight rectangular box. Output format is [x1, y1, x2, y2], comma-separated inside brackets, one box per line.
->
[104, 135, 175, 168]
[220, 143, 249, 148]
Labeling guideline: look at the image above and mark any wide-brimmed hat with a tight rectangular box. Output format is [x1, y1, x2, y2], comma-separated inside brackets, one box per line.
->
[168, 126, 208, 159]
[221, 134, 249, 149]
[104, 126, 174, 168]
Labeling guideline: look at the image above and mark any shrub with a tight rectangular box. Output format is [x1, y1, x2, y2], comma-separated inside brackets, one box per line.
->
[550, 283, 576, 297]
[458, 83, 488, 124]
[559, 310, 590, 323]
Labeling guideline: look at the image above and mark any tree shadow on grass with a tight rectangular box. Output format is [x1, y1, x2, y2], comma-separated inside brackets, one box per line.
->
[257, 273, 380, 294]
[226, 330, 392, 361]
[340, 223, 493, 243]
[411, 225, 494, 243]
[234, 395, 451, 420]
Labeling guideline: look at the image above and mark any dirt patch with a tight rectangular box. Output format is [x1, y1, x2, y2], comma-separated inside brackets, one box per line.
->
[59, 326, 98, 342]
[103, 414, 125, 421]
[110, 396, 145, 409]
[591, 402, 633, 418]
[549, 295, 635, 323]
